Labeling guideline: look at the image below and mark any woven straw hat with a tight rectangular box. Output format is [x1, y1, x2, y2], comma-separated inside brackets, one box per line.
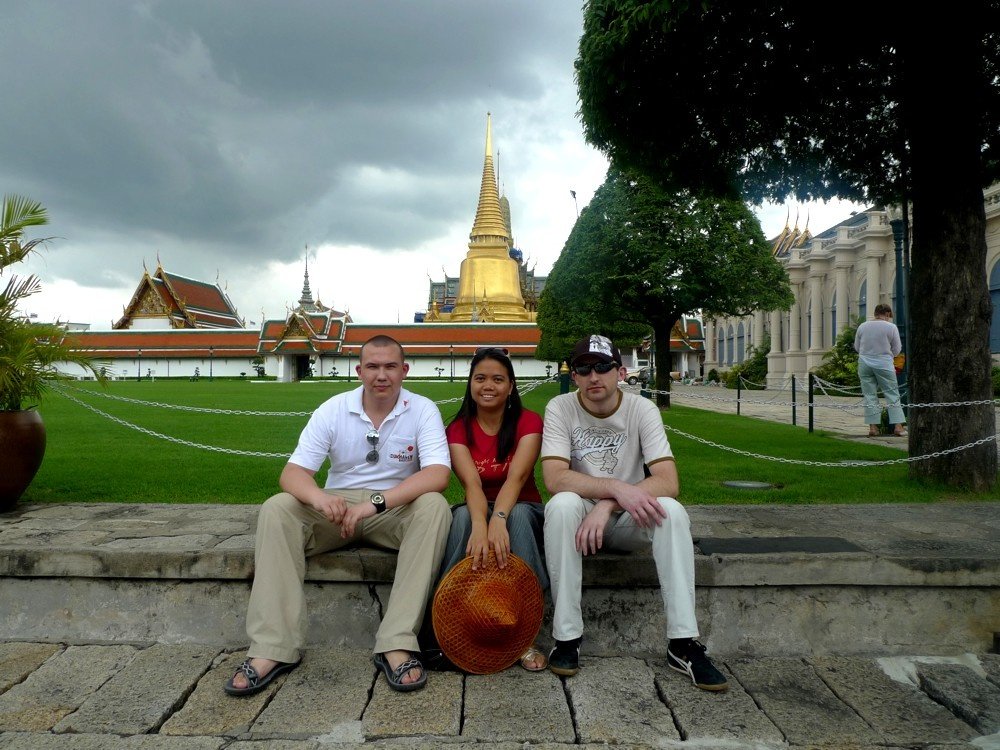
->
[432, 552, 544, 674]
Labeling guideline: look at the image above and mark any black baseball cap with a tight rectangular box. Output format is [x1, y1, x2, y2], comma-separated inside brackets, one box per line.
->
[570, 335, 622, 366]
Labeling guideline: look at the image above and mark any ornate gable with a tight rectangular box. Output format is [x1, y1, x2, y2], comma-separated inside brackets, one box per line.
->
[113, 272, 185, 329]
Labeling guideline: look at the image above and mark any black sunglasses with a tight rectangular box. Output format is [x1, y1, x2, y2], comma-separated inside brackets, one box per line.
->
[365, 429, 379, 464]
[475, 346, 510, 357]
[572, 362, 619, 376]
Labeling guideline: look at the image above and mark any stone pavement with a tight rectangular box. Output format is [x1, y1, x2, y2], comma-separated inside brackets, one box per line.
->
[0, 642, 998, 748]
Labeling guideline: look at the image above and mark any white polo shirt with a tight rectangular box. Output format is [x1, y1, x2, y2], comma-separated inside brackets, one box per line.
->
[288, 386, 450, 490]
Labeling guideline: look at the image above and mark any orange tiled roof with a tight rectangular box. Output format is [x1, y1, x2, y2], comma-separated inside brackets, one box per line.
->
[70, 330, 259, 358]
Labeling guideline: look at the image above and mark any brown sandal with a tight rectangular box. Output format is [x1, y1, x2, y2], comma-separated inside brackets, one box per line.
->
[520, 645, 548, 672]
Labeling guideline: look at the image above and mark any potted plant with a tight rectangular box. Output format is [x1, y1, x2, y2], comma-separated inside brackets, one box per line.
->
[0, 194, 105, 511]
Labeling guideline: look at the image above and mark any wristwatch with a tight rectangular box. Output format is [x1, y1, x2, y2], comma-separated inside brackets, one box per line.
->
[370, 492, 387, 514]
[495, 510, 508, 521]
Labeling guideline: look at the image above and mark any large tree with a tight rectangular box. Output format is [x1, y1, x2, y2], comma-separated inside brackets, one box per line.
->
[537, 168, 793, 405]
[576, 1, 999, 489]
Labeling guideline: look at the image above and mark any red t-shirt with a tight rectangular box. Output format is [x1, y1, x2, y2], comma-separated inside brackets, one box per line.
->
[446, 409, 543, 503]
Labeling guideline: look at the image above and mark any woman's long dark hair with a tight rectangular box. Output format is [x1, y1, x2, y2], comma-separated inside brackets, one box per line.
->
[450, 349, 523, 462]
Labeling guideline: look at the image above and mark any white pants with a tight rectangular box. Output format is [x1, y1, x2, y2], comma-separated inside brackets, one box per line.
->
[543, 491, 699, 642]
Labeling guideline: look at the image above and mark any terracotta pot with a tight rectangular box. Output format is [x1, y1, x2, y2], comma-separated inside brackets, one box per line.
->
[0, 409, 47, 512]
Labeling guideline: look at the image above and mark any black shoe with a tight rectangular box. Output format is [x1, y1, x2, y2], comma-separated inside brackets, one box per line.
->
[548, 636, 582, 676]
[667, 638, 728, 691]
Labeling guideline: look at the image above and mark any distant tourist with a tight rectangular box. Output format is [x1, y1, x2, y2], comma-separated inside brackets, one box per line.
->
[854, 304, 906, 437]
[540, 334, 728, 691]
[439, 346, 548, 671]
[224, 335, 451, 696]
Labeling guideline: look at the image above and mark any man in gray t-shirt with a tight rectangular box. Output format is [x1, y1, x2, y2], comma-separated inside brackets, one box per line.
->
[541, 334, 727, 691]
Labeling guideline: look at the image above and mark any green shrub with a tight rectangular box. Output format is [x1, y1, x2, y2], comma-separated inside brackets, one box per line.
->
[812, 318, 862, 388]
[993, 365, 1000, 397]
[723, 334, 770, 390]
[707, 368, 720, 383]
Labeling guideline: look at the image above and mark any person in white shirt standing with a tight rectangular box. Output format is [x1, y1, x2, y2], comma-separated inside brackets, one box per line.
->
[225, 335, 452, 696]
[540, 334, 727, 692]
[854, 304, 906, 437]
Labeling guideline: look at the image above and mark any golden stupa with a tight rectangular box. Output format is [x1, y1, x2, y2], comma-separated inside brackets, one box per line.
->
[428, 114, 535, 322]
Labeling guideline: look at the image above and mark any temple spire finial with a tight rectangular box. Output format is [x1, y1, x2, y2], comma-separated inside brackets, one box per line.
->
[297, 246, 316, 312]
[469, 113, 510, 243]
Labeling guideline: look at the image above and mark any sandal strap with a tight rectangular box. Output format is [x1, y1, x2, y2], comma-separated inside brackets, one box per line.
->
[237, 659, 260, 687]
[392, 658, 423, 681]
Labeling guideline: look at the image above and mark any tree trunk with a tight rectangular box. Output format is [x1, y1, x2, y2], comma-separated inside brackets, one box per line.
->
[652, 317, 677, 408]
[903, 14, 997, 490]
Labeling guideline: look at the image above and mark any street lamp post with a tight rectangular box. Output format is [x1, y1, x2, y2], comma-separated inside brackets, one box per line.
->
[137, 349, 142, 382]
[889, 209, 909, 397]
[209, 345, 214, 381]
[449, 345, 454, 382]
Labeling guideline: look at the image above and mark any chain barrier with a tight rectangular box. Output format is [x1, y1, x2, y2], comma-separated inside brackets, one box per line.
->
[625, 381, 999, 411]
[54, 387, 292, 458]
[53, 376, 996, 466]
[662, 423, 997, 466]
[50, 376, 558, 458]
[54, 382, 315, 416]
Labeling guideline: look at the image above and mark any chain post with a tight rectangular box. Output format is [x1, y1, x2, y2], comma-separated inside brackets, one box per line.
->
[791, 374, 797, 426]
[808, 373, 815, 433]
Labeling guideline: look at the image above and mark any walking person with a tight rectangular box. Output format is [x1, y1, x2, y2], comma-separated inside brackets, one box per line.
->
[854, 304, 906, 437]
[440, 346, 548, 671]
[540, 334, 727, 691]
[225, 335, 452, 696]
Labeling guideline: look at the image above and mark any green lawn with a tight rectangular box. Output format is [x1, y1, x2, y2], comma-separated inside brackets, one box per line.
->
[21, 378, 998, 505]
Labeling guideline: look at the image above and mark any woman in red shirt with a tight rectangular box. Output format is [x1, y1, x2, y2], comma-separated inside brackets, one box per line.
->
[440, 347, 547, 670]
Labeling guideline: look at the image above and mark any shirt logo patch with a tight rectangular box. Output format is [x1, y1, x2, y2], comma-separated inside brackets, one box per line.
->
[390, 445, 415, 462]
[571, 426, 627, 474]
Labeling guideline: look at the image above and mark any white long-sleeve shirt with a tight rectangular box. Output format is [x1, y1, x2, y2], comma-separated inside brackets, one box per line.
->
[854, 319, 901, 370]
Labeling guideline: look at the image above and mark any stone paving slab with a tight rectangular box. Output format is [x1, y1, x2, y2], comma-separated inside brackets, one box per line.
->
[982, 653, 1000, 689]
[917, 662, 1000, 735]
[53, 644, 219, 735]
[0, 733, 226, 749]
[0, 642, 61, 693]
[250, 648, 371, 739]
[728, 657, 880, 746]
[226, 741, 322, 750]
[0, 644, 137, 731]
[812, 656, 980, 744]
[462, 666, 574, 743]
[363, 669, 461, 740]
[160, 652, 280, 737]
[566, 656, 679, 744]
[652, 661, 783, 743]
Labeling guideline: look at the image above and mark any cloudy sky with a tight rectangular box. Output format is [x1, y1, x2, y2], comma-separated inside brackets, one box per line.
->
[5, 1, 862, 328]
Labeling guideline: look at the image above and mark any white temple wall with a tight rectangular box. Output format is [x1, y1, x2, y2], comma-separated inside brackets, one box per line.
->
[705, 187, 1000, 382]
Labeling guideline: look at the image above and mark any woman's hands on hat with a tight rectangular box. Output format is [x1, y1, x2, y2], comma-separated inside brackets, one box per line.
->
[488, 515, 511, 569]
[466, 522, 490, 570]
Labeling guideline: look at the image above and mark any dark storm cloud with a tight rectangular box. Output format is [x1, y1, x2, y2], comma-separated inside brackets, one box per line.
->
[0, 0, 579, 286]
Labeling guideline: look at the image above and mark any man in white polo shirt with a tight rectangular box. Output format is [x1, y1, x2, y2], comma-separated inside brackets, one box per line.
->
[225, 335, 451, 695]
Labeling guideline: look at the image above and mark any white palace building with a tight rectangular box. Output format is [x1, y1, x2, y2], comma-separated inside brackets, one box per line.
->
[704, 184, 1000, 385]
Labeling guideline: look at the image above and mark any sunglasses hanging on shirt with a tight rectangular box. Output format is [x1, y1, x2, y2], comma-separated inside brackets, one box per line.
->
[365, 429, 379, 464]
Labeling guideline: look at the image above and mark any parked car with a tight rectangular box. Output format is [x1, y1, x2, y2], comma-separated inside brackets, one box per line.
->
[626, 367, 651, 385]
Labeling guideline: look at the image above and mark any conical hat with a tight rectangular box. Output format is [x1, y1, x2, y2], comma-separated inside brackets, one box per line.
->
[432, 552, 543, 674]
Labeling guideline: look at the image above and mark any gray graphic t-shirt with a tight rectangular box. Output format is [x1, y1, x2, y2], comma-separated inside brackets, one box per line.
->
[541, 390, 673, 484]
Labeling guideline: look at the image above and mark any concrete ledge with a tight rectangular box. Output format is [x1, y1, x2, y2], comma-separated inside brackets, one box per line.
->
[2, 502, 999, 656]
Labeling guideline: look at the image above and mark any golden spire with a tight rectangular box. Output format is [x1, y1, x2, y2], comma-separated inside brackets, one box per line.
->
[469, 113, 511, 245]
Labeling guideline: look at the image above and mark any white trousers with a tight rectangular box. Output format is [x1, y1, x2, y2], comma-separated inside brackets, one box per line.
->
[543, 491, 699, 642]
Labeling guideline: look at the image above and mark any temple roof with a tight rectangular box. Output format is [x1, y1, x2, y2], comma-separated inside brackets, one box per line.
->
[114, 265, 244, 329]
[69, 329, 259, 358]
